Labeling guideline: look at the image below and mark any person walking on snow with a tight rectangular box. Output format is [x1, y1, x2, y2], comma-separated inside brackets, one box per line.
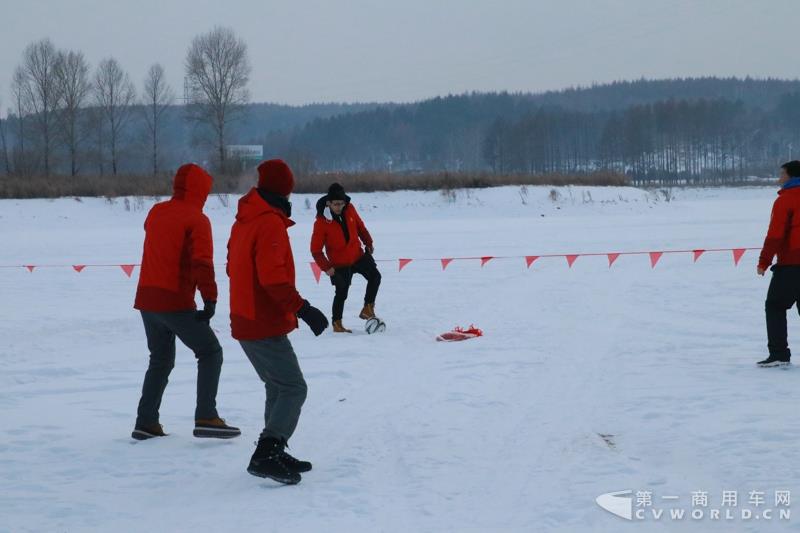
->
[228, 159, 329, 485]
[311, 183, 381, 333]
[132, 163, 240, 440]
[757, 160, 800, 367]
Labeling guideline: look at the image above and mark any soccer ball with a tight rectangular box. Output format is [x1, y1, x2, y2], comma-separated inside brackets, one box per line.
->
[365, 317, 386, 334]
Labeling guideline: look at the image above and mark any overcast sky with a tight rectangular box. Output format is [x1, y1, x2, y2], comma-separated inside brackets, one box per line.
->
[1, 0, 797, 110]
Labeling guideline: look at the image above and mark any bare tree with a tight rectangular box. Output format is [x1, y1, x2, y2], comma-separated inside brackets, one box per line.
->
[54, 49, 91, 176]
[17, 39, 60, 175]
[94, 57, 136, 175]
[85, 106, 106, 175]
[0, 104, 10, 176]
[142, 63, 174, 176]
[10, 66, 32, 176]
[185, 26, 250, 172]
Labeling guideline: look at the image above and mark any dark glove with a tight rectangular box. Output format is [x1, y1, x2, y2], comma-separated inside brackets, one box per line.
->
[366, 245, 374, 254]
[195, 300, 216, 322]
[297, 300, 328, 336]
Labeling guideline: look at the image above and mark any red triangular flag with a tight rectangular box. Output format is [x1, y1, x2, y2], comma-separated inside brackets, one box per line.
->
[525, 256, 539, 268]
[120, 264, 135, 278]
[25, 265, 35, 272]
[693, 249, 705, 263]
[310, 262, 322, 283]
[566, 255, 579, 268]
[607, 253, 620, 267]
[441, 258, 454, 270]
[481, 256, 493, 267]
[73, 265, 86, 273]
[398, 258, 412, 271]
[649, 252, 663, 268]
[732, 248, 746, 266]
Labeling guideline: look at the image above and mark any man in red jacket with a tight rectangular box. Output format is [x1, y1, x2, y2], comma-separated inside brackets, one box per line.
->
[311, 183, 381, 333]
[228, 159, 328, 485]
[757, 160, 800, 367]
[132, 163, 240, 440]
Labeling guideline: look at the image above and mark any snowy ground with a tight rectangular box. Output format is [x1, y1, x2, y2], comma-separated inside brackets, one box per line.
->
[1, 184, 798, 532]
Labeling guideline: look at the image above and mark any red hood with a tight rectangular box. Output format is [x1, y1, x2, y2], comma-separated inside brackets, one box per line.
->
[172, 163, 212, 208]
[235, 188, 295, 227]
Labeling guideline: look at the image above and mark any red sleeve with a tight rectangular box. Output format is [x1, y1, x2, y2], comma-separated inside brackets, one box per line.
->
[189, 214, 218, 302]
[310, 218, 333, 271]
[352, 207, 373, 248]
[759, 196, 792, 270]
[255, 218, 304, 314]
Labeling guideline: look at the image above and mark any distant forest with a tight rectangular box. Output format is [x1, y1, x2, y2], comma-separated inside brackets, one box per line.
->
[264, 78, 800, 183]
[4, 76, 800, 184]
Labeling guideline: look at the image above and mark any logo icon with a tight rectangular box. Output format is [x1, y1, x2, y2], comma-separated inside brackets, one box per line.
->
[596, 490, 633, 520]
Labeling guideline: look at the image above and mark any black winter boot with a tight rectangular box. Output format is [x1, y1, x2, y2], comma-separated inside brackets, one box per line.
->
[247, 437, 301, 485]
[757, 355, 791, 367]
[279, 438, 312, 473]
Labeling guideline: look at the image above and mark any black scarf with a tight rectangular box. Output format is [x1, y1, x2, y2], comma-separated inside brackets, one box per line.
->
[257, 188, 292, 218]
[332, 208, 350, 243]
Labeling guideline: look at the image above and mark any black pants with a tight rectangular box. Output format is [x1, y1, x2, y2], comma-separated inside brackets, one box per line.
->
[136, 310, 223, 426]
[765, 265, 800, 359]
[331, 252, 382, 321]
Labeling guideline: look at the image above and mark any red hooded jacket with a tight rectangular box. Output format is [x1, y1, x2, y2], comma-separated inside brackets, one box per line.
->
[759, 185, 800, 270]
[227, 188, 305, 340]
[134, 164, 217, 312]
[311, 197, 373, 271]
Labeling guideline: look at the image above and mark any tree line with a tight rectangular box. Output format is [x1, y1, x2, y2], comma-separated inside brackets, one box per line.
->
[266, 83, 800, 184]
[3, 45, 800, 185]
[0, 27, 251, 178]
[482, 96, 799, 184]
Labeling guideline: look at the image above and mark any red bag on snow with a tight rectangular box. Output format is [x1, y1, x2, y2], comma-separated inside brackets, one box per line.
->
[436, 325, 483, 342]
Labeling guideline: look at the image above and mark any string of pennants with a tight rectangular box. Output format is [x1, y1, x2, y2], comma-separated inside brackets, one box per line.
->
[308, 246, 760, 282]
[0, 263, 140, 276]
[0, 247, 761, 281]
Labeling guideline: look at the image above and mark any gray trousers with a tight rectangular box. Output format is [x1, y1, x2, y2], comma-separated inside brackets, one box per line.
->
[136, 310, 222, 426]
[239, 335, 308, 442]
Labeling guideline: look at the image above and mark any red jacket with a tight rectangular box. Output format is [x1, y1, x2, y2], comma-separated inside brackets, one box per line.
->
[134, 164, 217, 312]
[759, 186, 800, 270]
[311, 199, 373, 270]
[227, 188, 304, 340]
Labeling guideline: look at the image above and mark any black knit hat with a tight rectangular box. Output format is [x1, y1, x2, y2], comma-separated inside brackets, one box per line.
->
[327, 182, 347, 202]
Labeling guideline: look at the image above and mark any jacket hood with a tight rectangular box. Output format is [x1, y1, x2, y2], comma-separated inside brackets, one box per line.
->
[315, 193, 351, 219]
[236, 188, 295, 227]
[172, 163, 212, 208]
[780, 177, 800, 193]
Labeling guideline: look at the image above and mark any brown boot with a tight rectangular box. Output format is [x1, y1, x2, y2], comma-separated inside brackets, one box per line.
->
[359, 303, 376, 320]
[131, 423, 167, 441]
[332, 320, 352, 333]
[194, 417, 241, 439]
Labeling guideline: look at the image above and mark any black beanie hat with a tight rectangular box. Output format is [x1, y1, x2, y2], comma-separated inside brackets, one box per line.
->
[327, 182, 347, 201]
